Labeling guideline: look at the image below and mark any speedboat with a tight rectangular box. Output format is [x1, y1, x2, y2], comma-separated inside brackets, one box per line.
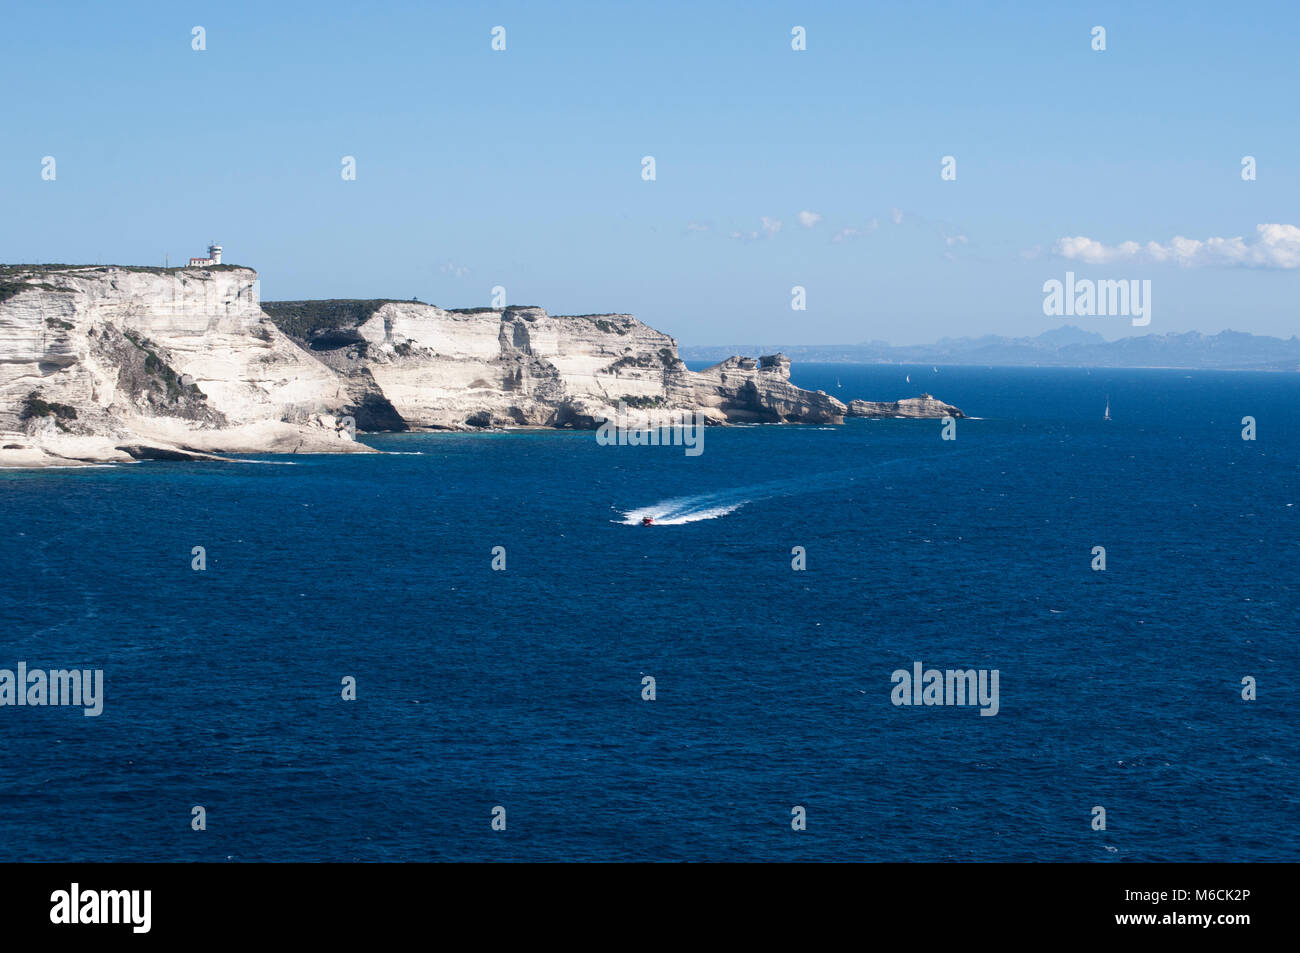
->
[641, 516, 655, 526]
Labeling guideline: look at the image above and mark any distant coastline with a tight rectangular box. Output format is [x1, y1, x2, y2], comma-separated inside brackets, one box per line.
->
[680, 326, 1300, 373]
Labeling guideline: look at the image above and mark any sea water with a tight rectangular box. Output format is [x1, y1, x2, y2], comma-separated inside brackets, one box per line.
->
[0, 365, 1295, 861]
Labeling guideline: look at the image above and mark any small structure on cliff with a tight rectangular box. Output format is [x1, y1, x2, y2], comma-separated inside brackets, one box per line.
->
[188, 243, 222, 267]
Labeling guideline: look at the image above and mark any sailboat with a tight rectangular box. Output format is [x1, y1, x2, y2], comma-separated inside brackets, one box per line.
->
[1104, 395, 1111, 421]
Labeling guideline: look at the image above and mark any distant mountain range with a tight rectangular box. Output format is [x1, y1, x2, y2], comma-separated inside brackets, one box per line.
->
[679, 327, 1300, 371]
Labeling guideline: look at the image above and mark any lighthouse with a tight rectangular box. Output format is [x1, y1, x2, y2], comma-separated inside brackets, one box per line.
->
[188, 242, 223, 267]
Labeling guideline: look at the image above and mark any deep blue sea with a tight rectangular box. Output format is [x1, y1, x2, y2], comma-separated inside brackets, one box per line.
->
[1, 365, 1296, 862]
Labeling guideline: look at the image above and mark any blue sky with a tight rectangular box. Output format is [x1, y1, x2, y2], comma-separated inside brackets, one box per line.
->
[2, 0, 1297, 344]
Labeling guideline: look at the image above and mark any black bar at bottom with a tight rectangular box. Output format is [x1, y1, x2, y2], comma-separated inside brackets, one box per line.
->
[0, 862, 1279, 940]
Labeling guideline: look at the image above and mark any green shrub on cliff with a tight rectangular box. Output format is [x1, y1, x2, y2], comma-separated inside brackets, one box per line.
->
[21, 393, 78, 421]
[123, 329, 188, 398]
[262, 299, 421, 340]
[0, 280, 69, 304]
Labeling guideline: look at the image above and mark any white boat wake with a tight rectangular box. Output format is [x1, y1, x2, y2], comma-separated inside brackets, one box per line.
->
[617, 439, 1023, 526]
[617, 463, 861, 525]
[619, 496, 751, 525]
[617, 463, 885, 526]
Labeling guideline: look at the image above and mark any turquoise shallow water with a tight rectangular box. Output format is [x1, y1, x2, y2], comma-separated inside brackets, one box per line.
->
[0, 365, 1296, 861]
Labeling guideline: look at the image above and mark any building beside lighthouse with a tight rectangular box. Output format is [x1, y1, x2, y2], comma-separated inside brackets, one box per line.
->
[188, 243, 222, 267]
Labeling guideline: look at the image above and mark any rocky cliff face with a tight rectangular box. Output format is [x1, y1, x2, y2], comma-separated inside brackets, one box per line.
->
[0, 264, 957, 467]
[846, 394, 966, 418]
[262, 299, 848, 430]
[0, 266, 365, 466]
[264, 300, 703, 431]
[690, 354, 846, 424]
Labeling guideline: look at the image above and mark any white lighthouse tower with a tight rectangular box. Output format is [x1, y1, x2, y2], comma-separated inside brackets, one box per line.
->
[188, 242, 223, 267]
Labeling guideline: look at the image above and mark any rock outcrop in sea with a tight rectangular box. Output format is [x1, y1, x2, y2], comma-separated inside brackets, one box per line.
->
[846, 394, 966, 418]
[0, 264, 960, 466]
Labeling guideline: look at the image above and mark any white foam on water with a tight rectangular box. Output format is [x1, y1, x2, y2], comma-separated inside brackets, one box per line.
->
[615, 439, 1026, 527]
[619, 496, 750, 525]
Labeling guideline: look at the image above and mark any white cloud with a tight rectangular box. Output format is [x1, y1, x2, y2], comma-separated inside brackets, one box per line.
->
[1054, 224, 1300, 269]
[941, 233, 970, 261]
[798, 210, 822, 228]
[731, 217, 783, 241]
[440, 263, 469, 278]
[686, 222, 709, 232]
[889, 208, 904, 225]
[832, 219, 879, 243]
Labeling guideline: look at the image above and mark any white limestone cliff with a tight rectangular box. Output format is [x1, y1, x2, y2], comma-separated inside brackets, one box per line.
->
[0, 264, 959, 468]
[298, 301, 701, 431]
[690, 354, 847, 424]
[846, 394, 966, 418]
[0, 265, 366, 466]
